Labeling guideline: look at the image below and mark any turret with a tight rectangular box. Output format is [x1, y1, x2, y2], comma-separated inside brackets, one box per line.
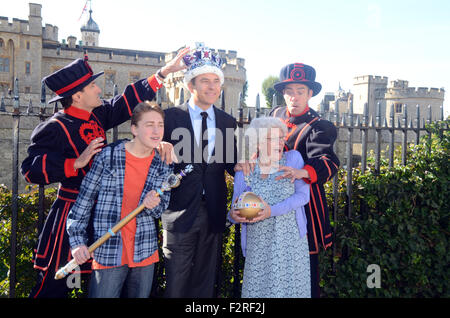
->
[80, 2, 100, 47]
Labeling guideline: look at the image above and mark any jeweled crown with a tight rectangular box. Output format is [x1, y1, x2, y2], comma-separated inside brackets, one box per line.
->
[183, 43, 222, 71]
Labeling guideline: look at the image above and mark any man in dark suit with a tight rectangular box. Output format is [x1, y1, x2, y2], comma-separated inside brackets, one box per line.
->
[161, 44, 237, 297]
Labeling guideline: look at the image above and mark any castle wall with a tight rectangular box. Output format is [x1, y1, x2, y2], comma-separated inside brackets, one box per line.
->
[0, 3, 246, 110]
[0, 2, 247, 190]
[384, 83, 444, 122]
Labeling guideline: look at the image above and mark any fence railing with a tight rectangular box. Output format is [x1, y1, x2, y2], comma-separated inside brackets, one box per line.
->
[1, 78, 448, 297]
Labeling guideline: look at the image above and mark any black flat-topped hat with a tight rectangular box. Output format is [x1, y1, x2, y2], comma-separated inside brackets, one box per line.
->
[43, 55, 104, 103]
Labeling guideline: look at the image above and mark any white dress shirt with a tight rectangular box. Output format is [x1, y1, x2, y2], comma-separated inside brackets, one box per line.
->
[187, 99, 216, 162]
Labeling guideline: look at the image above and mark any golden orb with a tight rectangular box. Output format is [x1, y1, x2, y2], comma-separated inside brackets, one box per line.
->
[233, 192, 265, 220]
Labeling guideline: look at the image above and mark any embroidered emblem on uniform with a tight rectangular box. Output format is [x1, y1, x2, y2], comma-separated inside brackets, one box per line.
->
[79, 120, 106, 145]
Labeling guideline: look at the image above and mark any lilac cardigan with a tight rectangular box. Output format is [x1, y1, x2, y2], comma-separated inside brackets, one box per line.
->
[228, 150, 310, 257]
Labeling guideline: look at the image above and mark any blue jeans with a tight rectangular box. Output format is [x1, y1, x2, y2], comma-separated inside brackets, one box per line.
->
[88, 264, 155, 298]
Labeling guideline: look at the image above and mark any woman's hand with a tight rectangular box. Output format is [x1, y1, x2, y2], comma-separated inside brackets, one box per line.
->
[249, 199, 271, 223]
[229, 208, 250, 223]
[275, 166, 309, 183]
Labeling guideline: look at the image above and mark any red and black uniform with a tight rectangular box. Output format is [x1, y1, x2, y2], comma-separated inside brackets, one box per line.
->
[21, 75, 163, 298]
[271, 105, 340, 297]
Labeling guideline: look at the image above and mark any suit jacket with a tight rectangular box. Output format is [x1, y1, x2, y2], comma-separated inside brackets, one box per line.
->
[162, 103, 237, 233]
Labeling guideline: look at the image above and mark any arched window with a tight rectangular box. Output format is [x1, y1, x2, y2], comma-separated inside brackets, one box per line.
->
[0, 57, 9, 73]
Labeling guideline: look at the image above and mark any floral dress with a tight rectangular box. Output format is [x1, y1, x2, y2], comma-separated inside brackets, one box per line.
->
[241, 154, 311, 298]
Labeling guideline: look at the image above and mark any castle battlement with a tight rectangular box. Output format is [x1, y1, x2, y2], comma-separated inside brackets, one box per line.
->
[354, 75, 388, 85]
[0, 17, 29, 33]
[213, 49, 246, 68]
[385, 80, 445, 100]
[42, 42, 165, 66]
[43, 24, 58, 42]
[385, 86, 445, 99]
[0, 3, 43, 36]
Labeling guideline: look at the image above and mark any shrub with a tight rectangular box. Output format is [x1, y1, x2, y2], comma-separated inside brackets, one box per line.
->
[320, 120, 450, 297]
[0, 185, 57, 297]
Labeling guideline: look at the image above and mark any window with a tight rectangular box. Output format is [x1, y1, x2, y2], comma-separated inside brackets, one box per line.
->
[25, 87, 31, 93]
[25, 62, 31, 74]
[394, 103, 402, 113]
[0, 58, 9, 72]
[26, 41, 30, 50]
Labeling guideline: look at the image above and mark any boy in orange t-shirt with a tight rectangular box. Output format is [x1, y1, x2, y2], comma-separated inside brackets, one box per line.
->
[67, 101, 172, 298]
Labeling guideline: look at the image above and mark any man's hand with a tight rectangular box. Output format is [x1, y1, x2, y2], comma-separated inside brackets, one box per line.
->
[74, 137, 104, 170]
[234, 162, 255, 176]
[157, 141, 177, 164]
[234, 153, 258, 176]
[275, 166, 310, 183]
[71, 245, 92, 265]
[159, 47, 190, 78]
[143, 190, 161, 210]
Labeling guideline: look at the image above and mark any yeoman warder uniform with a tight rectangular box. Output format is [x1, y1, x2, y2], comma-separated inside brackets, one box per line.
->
[270, 63, 340, 298]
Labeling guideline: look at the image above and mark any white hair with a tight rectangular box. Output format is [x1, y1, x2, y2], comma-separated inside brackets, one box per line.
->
[244, 117, 287, 157]
[183, 65, 224, 86]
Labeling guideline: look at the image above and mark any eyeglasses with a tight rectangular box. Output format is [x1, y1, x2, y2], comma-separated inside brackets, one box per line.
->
[266, 136, 286, 142]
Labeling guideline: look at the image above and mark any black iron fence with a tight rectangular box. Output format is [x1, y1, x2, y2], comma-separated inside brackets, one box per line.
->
[1, 78, 448, 297]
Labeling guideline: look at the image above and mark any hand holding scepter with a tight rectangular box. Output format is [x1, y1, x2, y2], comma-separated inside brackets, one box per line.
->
[55, 164, 193, 280]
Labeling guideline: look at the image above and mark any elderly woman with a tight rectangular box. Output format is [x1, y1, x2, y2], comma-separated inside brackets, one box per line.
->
[229, 117, 311, 298]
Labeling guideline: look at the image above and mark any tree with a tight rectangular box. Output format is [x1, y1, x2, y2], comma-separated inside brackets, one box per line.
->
[241, 81, 248, 107]
[262, 76, 285, 108]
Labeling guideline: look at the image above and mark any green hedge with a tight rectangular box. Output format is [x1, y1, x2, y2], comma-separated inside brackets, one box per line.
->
[0, 186, 57, 297]
[1, 121, 448, 297]
[319, 120, 449, 297]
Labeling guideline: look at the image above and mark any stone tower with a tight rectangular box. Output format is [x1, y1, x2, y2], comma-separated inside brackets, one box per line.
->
[353, 75, 388, 121]
[80, 1, 100, 47]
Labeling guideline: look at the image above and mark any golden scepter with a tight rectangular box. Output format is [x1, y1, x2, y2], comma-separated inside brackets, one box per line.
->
[55, 164, 193, 280]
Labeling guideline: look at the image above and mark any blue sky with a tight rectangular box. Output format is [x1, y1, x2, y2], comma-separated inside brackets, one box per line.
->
[3, 0, 450, 115]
